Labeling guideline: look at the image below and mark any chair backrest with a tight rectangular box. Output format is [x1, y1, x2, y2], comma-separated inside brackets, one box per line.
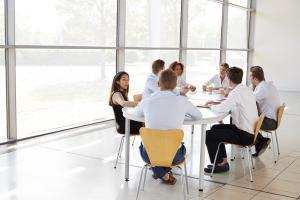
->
[133, 94, 142, 102]
[277, 103, 285, 128]
[140, 128, 184, 167]
[253, 114, 265, 145]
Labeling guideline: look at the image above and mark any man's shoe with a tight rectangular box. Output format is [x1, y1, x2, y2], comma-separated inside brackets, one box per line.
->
[254, 138, 271, 157]
[204, 163, 229, 173]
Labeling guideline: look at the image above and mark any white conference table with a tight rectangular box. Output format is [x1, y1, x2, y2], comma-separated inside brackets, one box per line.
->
[122, 91, 228, 191]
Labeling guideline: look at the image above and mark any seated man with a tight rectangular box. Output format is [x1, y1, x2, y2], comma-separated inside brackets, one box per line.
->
[249, 66, 281, 156]
[134, 69, 202, 184]
[142, 59, 189, 99]
[204, 67, 258, 173]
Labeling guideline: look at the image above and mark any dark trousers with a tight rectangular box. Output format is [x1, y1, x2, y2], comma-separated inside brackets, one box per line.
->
[139, 144, 186, 178]
[206, 124, 254, 164]
[255, 117, 277, 151]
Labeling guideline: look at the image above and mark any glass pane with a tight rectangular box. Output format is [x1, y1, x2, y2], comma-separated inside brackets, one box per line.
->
[0, 0, 4, 44]
[0, 49, 7, 141]
[188, 0, 222, 48]
[126, 0, 181, 47]
[227, 6, 248, 49]
[229, 0, 248, 7]
[186, 50, 220, 88]
[125, 50, 179, 96]
[15, 0, 117, 46]
[226, 51, 247, 83]
[16, 49, 115, 138]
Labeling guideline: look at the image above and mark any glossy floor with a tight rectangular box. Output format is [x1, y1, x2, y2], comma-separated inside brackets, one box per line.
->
[0, 91, 300, 200]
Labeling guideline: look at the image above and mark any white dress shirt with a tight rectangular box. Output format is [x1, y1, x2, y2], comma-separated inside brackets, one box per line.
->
[205, 74, 229, 88]
[142, 73, 159, 99]
[134, 90, 202, 129]
[211, 84, 258, 134]
[254, 81, 281, 121]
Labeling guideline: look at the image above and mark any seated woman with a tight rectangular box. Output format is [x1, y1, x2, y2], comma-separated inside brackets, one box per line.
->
[204, 63, 229, 90]
[169, 61, 196, 92]
[109, 71, 143, 135]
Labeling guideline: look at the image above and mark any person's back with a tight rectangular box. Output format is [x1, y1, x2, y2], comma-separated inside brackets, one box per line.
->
[254, 81, 280, 121]
[139, 90, 202, 130]
[227, 84, 258, 134]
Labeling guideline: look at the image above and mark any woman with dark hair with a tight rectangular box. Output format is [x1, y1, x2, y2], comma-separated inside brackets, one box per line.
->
[169, 61, 196, 92]
[109, 71, 143, 135]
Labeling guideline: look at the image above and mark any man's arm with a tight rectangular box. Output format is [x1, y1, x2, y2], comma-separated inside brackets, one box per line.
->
[133, 100, 145, 117]
[186, 101, 202, 120]
[210, 94, 236, 113]
[146, 78, 159, 93]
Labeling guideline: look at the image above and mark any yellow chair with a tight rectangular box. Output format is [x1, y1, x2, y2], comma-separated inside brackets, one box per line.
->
[210, 114, 265, 182]
[136, 128, 189, 200]
[262, 103, 285, 163]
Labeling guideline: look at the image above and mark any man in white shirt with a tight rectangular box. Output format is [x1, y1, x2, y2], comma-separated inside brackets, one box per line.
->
[134, 69, 202, 184]
[249, 66, 281, 156]
[142, 59, 165, 99]
[204, 67, 258, 173]
[142, 59, 189, 99]
[204, 63, 230, 89]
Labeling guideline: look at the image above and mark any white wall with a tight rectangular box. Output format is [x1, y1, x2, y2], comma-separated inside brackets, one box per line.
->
[252, 0, 300, 91]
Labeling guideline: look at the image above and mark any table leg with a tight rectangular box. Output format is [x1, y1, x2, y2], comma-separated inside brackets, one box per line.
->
[199, 124, 207, 191]
[125, 118, 130, 181]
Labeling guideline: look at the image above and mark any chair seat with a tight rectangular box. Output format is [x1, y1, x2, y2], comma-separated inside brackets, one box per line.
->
[144, 158, 186, 168]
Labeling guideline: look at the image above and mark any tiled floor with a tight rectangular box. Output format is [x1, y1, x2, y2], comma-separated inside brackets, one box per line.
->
[0, 91, 300, 200]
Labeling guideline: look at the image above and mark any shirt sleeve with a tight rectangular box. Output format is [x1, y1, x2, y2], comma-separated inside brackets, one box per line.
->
[185, 100, 202, 120]
[254, 87, 266, 102]
[147, 78, 159, 93]
[112, 92, 137, 107]
[211, 92, 237, 113]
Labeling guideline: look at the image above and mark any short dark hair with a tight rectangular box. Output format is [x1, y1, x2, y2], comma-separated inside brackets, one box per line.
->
[250, 66, 265, 82]
[169, 61, 184, 76]
[152, 59, 165, 74]
[159, 69, 177, 90]
[227, 67, 243, 84]
[220, 63, 229, 69]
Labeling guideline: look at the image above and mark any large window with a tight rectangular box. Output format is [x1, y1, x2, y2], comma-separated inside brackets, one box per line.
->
[226, 51, 248, 83]
[188, 0, 222, 48]
[227, 6, 248, 49]
[2, 0, 254, 140]
[0, 0, 4, 44]
[126, 0, 181, 47]
[16, 49, 115, 138]
[186, 51, 220, 88]
[230, 0, 248, 7]
[125, 50, 179, 96]
[0, 50, 6, 141]
[15, 0, 117, 46]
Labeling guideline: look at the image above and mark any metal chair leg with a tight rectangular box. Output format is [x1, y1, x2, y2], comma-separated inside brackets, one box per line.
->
[142, 167, 147, 191]
[249, 148, 255, 169]
[241, 148, 245, 159]
[132, 136, 136, 146]
[246, 147, 253, 182]
[119, 136, 125, 158]
[183, 161, 189, 194]
[136, 166, 146, 200]
[211, 143, 223, 177]
[114, 136, 125, 168]
[266, 132, 271, 149]
[274, 130, 280, 155]
[270, 133, 277, 163]
[179, 167, 187, 200]
[230, 145, 235, 161]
